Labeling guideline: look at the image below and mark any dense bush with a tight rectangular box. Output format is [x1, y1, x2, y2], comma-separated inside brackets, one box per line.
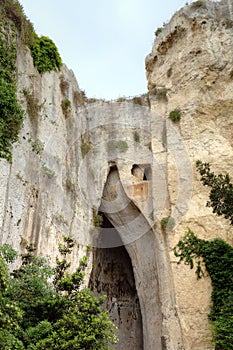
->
[0, 23, 24, 162]
[30, 36, 62, 74]
[0, 238, 118, 349]
[169, 109, 181, 123]
[196, 161, 233, 224]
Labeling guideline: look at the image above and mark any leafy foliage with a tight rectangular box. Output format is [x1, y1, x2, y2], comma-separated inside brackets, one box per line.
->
[174, 229, 233, 348]
[160, 216, 175, 232]
[30, 36, 62, 74]
[155, 27, 163, 36]
[0, 23, 24, 162]
[0, 238, 117, 349]
[0, 0, 35, 47]
[196, 161, 233, 224]
[169, 109, 181, 123]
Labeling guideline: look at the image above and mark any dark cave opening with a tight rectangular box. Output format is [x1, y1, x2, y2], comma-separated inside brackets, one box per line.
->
[89, 212, 143, 349]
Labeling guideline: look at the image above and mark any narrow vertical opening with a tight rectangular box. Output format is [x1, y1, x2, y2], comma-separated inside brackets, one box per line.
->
[89, 213, 143, 349]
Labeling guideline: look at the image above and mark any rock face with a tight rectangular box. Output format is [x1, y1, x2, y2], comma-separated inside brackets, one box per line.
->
[146, 0, 233, 348]
[0, 0, 233, 349]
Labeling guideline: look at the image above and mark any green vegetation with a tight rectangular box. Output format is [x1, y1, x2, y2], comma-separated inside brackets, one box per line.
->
[30, 36, 62, 74]
[196, 161, 233, 224]
[160, 216, 175, 232]
[0, 1, 63, 162]
[0, 238, 118, 349]
[61, 98, 71, 118]
[174, 162, 233, 349]
[0, 21, 24, 162]
[132, 96, 143, 105]
[80, 141, 92, 158]
[30, 139, 44, 155]
[0, 0, 35, 47]
[134, 131, 140, 143]
[0, 1, 62, 75]
[42, 163, 55, 179]
[92, 209, 103, 228]
[169, 109, 181, 123]
[174, 229, 233, 349]
[155, 27, 163, 37]
[109, 140, 128, 153]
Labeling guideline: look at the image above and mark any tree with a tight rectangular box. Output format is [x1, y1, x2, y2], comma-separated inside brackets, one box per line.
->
[0, 238, 118, 349]
[196, 160, 233, 224]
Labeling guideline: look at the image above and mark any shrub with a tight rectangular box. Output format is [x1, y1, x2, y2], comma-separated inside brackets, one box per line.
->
[169, 109, 181, 123]
[132, 96, 142, 105]
[134, 131, 140, 143]
[155, 27, 163, 37]
[0, 0, 35, 47]
[92, 209, 103, 227]
[30, 139, 44, 155]
[161, 216, 175, 231]
[0, 238, 118, 349]
[174, 230, 233, 349]
[80, 141, 92, 158]
[61, 98, 71, 118]
[0, 25, 24, 162]
[30, 35, 62, 74]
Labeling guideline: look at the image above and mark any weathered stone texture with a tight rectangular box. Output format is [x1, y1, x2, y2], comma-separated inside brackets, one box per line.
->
[0, 0, 233, 349]
[146, 0, 233, 348]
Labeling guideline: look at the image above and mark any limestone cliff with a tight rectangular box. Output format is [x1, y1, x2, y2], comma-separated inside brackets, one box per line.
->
[146, 0, 233, 348]
[0, 0, 233, 349]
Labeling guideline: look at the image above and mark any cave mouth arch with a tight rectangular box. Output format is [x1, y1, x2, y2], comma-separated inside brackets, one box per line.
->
[89, 212, 143, 349]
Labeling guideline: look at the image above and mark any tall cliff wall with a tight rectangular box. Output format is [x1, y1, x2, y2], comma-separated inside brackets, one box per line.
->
[0, 0, 233, 349]
[146, 0, 233, 348]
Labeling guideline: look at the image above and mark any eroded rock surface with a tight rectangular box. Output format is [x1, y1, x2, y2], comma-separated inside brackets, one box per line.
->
[0, 1, 233, 349]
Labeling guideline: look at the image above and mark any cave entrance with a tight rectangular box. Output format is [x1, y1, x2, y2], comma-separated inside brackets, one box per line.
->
[89, 212, 143, 350]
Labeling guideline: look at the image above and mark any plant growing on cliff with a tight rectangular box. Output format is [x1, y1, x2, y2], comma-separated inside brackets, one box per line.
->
[174, 229, 233, 349]
[169, 109, 181, 123]
[160, 216, 175, 232]
[0, 0, 35, 47]
[196, 161, 233, 224]
[61, 98, 71, 118]
[0, 22, 24, 162]
[92, 208, 103, 228]
[30, 35, 62, 74]
[174, 162, 233, 349]
[0, 238, 118, 349]
[80, 141, 92, 158]
[155, 27, 163, 37]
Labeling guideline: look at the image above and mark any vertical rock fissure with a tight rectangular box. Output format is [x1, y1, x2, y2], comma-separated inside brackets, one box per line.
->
[89, 213, 144, 349]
